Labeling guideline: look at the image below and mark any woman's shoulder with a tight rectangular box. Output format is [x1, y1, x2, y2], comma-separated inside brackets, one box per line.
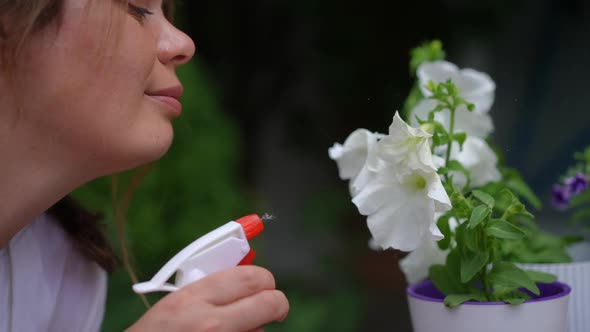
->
[11, 213, 70, 254]
[2, 213, 108, 332]
[8, 213, 107, 289]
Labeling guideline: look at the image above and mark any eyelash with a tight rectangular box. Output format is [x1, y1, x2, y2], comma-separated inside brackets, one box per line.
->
[128, 4, 154, 21]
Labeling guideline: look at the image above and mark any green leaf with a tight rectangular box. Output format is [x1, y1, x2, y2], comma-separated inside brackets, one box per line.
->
[468, 205, 490, 229]
[501, 297, 526, 305]
[525, 270, 557, 284]
[447, 160, 467, 172]
[432, 104, 447, 114]
[472, 190, 495, 208]
[489, 262, 540, 295]
[436, 215, 452, 250]
[464, 226, 480, 252]
[571, 207, 590, 225]
[445, 80, 460, 96]
[486, 219, 526, 240]
[429, 264, 465, 296]
[443, 293, 485, 308]
[429, 249, 468, 295]
[507, 201, 535, 219]
[477, 182, 502, 197]
[453, 132, 467, 150]
[454, 223, 467, 254]
[568, 188, 590, 208]
[447, 248, 463, 278]
[431, 120, 449, 137]
[495, 289, 531, 305]
[511, 214, 537, 231]
[461, 252, 489, 283]
[494, 188, 515, 213]
[450, 191, 471, 219]
[409, 40, 446, 76]
[432, 134, 449, 148]
[489, 240, 502, 263]
[447, 160, 471, 186]
[502, 169, 542, 210]
[525, 248, 572, 264]
[562, 235, 584, 246]
[426, 80, 438, 94]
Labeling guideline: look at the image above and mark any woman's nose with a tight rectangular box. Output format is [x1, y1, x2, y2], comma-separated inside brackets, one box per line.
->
[157, 24, 196, 67]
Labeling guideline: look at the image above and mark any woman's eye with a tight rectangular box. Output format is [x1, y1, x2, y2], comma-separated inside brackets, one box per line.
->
[128, 4, 154, 21]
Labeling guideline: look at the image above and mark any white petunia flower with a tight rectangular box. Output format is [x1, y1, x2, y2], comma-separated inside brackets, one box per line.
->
[350, 112, 436, 195]
[399, 217, 459, 284]
[399, 237, 448, 284]
[329, 129, 383, 194]
[369, 113, 437, 174]
[449, 137, 501, 188]
[352, 113, 452, 252]
[409, 60, 496, 138]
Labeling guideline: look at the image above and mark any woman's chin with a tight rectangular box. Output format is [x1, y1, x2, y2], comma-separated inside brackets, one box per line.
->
[102, 127, 175, 175]
[134, 129, 175, 165]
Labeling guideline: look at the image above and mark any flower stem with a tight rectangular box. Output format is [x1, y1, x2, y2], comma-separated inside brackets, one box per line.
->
[480, 225, 493, 301]
[482, 271, 492, 301]
[444, 104, 456, 182]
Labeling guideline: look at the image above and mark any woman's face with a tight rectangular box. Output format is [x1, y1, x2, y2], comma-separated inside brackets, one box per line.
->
[6, 0, 195, 176]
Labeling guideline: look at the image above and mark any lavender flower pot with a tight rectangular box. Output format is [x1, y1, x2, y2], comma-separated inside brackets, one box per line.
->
[407, 280, 571, 332]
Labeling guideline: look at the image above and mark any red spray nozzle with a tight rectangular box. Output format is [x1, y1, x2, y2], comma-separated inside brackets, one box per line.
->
[236, 214, 265, 240]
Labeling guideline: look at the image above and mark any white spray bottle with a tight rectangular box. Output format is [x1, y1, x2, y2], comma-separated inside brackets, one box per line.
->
[133, 214, 266, 294]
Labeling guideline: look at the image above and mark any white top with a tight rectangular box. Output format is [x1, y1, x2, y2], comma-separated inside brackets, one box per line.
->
[0, 214, 107, 332]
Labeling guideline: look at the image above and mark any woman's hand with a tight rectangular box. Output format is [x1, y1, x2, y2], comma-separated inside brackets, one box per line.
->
[127, 266, 289, 332]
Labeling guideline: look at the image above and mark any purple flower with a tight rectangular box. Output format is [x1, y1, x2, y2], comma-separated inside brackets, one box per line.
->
[565, 173, 588, 195]
[552, 184, 571, 210]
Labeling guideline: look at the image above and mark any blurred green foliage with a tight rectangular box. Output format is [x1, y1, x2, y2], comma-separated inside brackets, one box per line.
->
[266, 288, 363, 332]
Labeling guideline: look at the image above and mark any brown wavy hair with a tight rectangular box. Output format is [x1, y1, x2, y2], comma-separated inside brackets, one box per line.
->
[0, 0, 176, 306]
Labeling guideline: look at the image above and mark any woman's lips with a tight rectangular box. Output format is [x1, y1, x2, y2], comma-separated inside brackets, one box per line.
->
[146, 94, 182, 116]
[145, 85, 184, 116]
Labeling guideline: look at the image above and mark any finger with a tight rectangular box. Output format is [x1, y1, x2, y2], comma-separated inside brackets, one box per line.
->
[185, 265, 276, 305]
[221, 289, 289, 331]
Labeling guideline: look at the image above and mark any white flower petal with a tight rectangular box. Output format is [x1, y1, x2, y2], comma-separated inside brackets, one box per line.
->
[417, 60, 496, 114]
[453, 137, 501, 188]
[349, 161, 374, 196]
[366, 190, 436, 252]
[432, 155, 445, 169]
[457, 68, 496, 114]
[453, 105, 494, 138]
[328, 129, 380, 180]
[417, 61, 460, 97]
[368, 237, 381, 251]
[352, 182, 404, 216]
[429, 222, 444, 240]
[400, 239, 449, 284]
[409, 99, 438, 128]
[374, 112, 436, 174]
[427, 173, 452, 213]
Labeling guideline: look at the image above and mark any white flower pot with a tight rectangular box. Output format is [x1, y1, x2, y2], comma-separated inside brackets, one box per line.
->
[517, 260, 590, 331]
[407, 280, 571, 332]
